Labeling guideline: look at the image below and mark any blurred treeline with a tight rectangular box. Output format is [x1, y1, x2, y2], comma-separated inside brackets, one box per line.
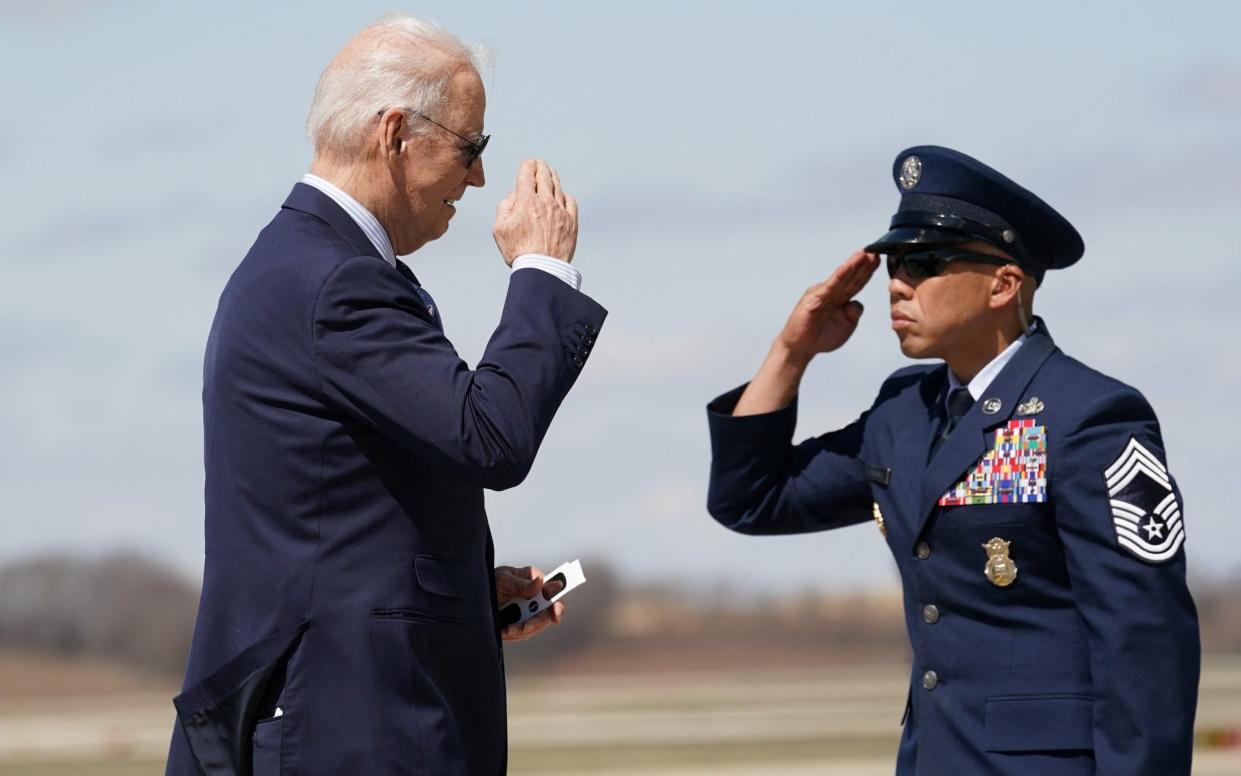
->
[1, 552, 1239, 679]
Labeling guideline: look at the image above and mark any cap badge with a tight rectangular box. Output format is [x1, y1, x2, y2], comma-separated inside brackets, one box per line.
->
[899, 155, 922, 190]
[1017, 397, 1044, 416]
[982, 397, 1003, 415]
[983, 537, 1018, 587]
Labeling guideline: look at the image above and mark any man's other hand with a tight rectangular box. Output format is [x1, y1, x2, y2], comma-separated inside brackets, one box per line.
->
[493, 159, 579, 266]
[495, 564, 566, 642]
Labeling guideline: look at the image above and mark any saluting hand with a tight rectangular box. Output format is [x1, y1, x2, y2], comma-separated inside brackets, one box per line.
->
[492, 159, 579, 266]
[777, 250, 881, 363]
[732, 250, 881, 416]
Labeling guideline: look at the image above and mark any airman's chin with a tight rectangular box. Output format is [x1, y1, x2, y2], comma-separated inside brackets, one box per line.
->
[896, 335, 932, 360]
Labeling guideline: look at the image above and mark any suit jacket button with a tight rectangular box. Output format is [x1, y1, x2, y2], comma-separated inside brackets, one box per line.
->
[921, 670, 939, 690]
[915, 542, 932, 560]
[922, 604, 940, 624]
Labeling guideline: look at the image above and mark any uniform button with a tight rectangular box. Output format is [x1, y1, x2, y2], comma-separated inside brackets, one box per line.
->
[915, 542, 932, 560]
[921, 670, 938, 690]
[922, 604, 940, 624]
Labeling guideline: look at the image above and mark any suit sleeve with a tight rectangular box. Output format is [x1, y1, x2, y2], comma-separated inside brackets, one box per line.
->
[312, 256, 606, 490]
[1051, 388, 1200, 774]
[705, 384, 873, 535]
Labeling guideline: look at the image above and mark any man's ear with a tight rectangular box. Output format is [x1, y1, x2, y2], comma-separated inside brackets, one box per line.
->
[989, 266, 1025, 310]
[378, 108, 406, 159]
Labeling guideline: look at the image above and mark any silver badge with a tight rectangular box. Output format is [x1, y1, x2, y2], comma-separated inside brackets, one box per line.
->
[1017, 397, 1044, 416]
[982, 397, 1003, 415]
[899, 155, 922, 190]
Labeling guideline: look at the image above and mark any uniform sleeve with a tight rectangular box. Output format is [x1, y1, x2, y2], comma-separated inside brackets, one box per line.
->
[1051, 388, 1200, 774]
[312, 256, 607, 490]
[705, 384, 872, 535]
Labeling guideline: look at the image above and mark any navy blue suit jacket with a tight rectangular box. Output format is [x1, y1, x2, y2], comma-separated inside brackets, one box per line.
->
[166, 183, 606, 776]
[707, 322, 1199, 775]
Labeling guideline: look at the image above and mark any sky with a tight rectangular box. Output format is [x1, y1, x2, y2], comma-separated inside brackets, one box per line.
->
[2, 0, 1239, 595]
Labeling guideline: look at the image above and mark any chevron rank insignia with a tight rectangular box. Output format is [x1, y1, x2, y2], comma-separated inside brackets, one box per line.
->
[1104, 438, 1184, 563]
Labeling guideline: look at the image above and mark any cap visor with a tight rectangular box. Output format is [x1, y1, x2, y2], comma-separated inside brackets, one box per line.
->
[864, 227, 970, 254]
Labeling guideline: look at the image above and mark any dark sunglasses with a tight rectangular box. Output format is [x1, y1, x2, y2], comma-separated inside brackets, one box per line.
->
[378, 108, 490, 167]
[885, 249, 1017, 280]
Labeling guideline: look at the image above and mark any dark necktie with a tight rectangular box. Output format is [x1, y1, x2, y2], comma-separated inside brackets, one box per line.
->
[394, 261, 443, 331]
[931, 387, 974, 459]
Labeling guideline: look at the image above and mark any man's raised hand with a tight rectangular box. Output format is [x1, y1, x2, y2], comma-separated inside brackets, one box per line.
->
[777, 250, 881, 364]
[493, 159, 579, 266]
[732, 250, 880, 416]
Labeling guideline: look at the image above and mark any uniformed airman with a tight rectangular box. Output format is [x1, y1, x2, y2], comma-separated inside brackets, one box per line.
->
[706, 146, 1199, 774]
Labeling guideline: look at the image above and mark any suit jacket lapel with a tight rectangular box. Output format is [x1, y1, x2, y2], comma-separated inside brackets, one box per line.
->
[915, 322, 1058, 535]
[281, 183, 383, 262]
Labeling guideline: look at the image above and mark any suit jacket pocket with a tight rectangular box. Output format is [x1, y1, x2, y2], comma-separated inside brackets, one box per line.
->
[251, 717, 283, 776]
[984, 693, 1094, 752]
[952, 503, 1047, 527]
[414, 554, 467, 599]
[173, 620, 307, 776]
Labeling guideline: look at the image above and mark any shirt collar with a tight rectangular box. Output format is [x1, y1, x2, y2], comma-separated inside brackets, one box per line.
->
[299, 173, 397, 267]
[947, 333, 1027, 400]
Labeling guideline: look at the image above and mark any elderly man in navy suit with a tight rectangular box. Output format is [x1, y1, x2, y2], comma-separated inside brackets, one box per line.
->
[706, 147, 1199, 774]
[167, 14, 605, 776]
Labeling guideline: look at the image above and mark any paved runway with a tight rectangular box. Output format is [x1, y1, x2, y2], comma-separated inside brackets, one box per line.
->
[2, 658, 1239, 774]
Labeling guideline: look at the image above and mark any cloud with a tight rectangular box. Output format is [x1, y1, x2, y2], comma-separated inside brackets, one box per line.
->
[0, 0, 124, 25]
[1165, 60, 1241, 116]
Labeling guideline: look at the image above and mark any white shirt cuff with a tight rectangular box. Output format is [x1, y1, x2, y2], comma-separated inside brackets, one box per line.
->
[512, 254, 581, 291]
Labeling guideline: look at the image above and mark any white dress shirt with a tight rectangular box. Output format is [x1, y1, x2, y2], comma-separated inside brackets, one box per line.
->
[299, 174, 581, 290]
[946, 333, 1027, 401]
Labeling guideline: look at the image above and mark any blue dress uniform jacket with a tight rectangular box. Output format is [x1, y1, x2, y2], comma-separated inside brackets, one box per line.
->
[706, 322, 1199, 775]
[166, 183, 606, 776]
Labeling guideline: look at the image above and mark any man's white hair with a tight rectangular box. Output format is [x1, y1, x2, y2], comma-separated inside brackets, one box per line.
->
[306, 13, 487, 160]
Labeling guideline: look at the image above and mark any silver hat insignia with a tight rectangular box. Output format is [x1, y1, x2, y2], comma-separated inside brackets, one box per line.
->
[899, 155, 922, 190]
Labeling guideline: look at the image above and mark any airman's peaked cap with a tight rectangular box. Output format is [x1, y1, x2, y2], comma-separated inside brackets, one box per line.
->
[865, 145, 1084, 281]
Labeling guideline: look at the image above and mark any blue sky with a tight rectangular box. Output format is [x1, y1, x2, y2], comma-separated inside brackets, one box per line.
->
[2, 0, 1239, 593]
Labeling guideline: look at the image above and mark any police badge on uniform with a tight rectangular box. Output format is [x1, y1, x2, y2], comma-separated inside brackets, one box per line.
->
[1105, 437, 1184, 562]
[982, 537, 1018, 587]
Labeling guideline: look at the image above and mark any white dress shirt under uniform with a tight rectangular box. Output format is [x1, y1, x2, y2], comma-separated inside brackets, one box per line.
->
[300, 173, 582, 290]
[945, 333, 1027, 405]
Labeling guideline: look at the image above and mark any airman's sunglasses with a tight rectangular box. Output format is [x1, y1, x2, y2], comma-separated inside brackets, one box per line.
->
[885, 249, 1017, 280]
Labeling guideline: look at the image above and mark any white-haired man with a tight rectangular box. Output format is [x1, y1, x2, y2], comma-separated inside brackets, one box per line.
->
[166, 14, 606, 776]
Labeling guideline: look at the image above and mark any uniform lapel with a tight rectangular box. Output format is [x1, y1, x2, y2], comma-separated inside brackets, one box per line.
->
[915, 322, 1058, 535]
[890, 366, 947, 521]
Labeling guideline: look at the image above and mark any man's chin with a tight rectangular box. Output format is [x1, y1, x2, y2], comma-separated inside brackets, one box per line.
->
[896, 334, 933, 360]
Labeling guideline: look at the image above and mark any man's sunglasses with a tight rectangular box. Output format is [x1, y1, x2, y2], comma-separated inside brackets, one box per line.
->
[885, 249, 1018, 280]
[378, 108, 490, 167]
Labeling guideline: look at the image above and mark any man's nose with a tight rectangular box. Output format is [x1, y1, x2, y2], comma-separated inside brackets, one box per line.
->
[889, 274, 913, 301]
[466, 158, 485, 188]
